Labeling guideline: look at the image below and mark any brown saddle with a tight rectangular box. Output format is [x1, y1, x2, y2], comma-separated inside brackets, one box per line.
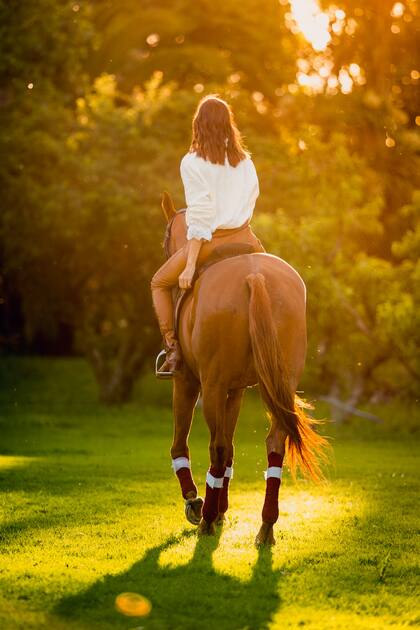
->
[173, 242, 256, 338]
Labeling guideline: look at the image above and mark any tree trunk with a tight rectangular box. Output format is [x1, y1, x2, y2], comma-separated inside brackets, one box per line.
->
[85, 327, 157, 405]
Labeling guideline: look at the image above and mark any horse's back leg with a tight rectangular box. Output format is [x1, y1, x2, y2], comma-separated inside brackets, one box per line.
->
[217, 387, 244, 524]
[255, 423, 287, 546]
[171, 374, 202, 525]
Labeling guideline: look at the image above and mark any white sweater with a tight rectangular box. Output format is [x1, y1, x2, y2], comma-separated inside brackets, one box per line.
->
[180, 151, 260, 241]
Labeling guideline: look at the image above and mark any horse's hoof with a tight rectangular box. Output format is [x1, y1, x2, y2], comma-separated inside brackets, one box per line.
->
[198, 518, 216, 536]
[215, 512, 226, 526]
[185, 497, 203, 525]
[255, 522, 276, 547]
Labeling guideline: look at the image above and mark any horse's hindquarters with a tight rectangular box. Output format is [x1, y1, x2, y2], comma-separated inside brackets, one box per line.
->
[179, 253, 307, 390]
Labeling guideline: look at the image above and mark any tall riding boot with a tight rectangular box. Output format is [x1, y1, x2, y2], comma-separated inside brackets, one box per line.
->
[156, 330, 183, 379]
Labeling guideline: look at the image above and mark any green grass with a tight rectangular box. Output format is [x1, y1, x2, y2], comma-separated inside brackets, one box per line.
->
[0, 357, 419, 630]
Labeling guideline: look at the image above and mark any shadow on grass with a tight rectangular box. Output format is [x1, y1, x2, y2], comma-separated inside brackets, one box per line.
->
[55, 527, 283, 630]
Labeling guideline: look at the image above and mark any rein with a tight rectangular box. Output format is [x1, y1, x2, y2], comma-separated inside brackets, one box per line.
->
[163, 209, 186, 259]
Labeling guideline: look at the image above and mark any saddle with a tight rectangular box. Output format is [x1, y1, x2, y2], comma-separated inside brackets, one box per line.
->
[173, 242, 255, 338]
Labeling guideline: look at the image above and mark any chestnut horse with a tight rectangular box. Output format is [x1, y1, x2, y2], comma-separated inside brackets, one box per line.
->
[159, 192, 327, 545]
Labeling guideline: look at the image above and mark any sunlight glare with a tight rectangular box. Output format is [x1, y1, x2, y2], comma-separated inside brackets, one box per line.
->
[0, 455, 40, 471]
[297, 72, 325, 93]
[289, 0, 331, 51]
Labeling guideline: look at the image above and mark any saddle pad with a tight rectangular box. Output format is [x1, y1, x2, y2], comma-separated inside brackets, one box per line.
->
[197, 243, 255, 276]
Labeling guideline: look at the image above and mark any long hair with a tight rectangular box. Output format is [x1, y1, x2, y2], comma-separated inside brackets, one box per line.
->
[189, 94, 250, 167]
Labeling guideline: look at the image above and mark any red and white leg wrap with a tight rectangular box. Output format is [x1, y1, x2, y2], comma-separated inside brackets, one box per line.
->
[218, 459, 233, 515]
[172, 457, 197, 499]
[262, 452, 284, 524]
[202, 465, 226, 524]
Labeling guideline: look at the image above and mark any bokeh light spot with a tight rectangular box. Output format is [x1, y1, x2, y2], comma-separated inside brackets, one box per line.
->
[228, 72, 241, 84]
[391, 2, 405, 18]
[146, 33, 160, 47]
[349, 63, 361, 77]
[252, 91, 264, 102]
[338, 68, 353, 94]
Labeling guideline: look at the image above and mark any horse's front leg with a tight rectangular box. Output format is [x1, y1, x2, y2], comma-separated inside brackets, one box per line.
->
[216, 388, 244, 524]
[198, 384, 228, 535]
[171, 373, 202, 525]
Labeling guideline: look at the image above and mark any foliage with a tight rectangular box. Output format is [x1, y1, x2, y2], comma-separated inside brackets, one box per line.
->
[58, 72, 180, 402]
[254, 133, 420, 401]
[1, 70, 196, 402]
[88, 0, 297, 95]
[0, 0, 419, 406]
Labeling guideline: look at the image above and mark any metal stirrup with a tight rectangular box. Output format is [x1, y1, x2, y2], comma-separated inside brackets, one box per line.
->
[155, 349, 173, 380]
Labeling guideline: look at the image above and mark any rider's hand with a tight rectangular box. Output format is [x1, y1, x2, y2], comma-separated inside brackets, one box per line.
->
[179, 264, 195, 289]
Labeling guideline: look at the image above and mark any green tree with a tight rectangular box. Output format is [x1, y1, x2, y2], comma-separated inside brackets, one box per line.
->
[89, 0, 297, 97]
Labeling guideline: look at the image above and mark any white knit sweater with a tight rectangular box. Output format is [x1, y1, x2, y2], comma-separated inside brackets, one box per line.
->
[180, 151, 260, 241]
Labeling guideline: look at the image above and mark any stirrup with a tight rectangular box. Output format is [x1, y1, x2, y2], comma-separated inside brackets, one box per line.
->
[155, 349, 173, 380]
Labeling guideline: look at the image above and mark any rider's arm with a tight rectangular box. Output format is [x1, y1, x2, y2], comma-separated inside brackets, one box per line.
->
[186, 238, 203, 268]
[180, 154, 215, 242]
[179, 238, 202, 289]
[179, 154, 215, 288]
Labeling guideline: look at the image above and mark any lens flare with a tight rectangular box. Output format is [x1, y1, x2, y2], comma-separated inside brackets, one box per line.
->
[115, 593, 152, 617]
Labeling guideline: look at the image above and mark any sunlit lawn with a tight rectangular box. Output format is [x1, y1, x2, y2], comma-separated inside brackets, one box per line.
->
[0, 358, 419, 629]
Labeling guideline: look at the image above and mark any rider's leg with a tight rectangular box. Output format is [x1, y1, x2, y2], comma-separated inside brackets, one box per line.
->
[151, 227, 264, 375]
[151, 247, 188, 373]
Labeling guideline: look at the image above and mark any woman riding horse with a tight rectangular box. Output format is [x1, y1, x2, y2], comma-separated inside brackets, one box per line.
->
[151, 95, 327, 544]
[151, 94, 265, 377]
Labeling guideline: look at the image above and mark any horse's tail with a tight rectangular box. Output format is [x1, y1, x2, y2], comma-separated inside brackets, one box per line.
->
[246, 272, 328, 481]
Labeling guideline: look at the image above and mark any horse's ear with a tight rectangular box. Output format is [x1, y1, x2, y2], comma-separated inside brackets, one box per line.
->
[161, 190, 177, 222]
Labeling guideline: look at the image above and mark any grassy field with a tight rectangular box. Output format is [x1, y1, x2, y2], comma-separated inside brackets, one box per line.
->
[0, 357, 419, 630]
